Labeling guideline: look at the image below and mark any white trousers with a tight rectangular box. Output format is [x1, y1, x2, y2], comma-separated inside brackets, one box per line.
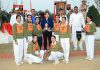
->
[23, 36, 32, 61]
[13, 38, 24, 63]
[27, 50, 44, 63]
[60, 38, 70, 61]
[72, 29, 83, 49]
[23, 38, 28, 61]
[48, 51, 63, 61]
[85, 35, 95, 59]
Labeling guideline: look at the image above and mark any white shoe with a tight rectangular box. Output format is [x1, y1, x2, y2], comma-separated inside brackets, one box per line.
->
[16, 62, 21, 66]
[88, 58, 93, 61]
[53, 60, 60, 65]
[27, 59, 32, 64]
[65, 61, 69, 64]
[28, 61, 32, 64]
[62, 59, 69, 64]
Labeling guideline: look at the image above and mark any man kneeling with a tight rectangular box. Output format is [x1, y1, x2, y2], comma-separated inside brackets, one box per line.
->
[27, 35, 44, 64]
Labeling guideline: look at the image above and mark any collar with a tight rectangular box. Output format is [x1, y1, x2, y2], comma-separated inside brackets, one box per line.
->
[51, 41, 56, 45]
[88, 21, 92, 24]
[32, 41, 37, 44]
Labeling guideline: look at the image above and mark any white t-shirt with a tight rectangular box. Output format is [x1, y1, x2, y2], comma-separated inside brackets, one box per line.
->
[69, 12, 85, 31]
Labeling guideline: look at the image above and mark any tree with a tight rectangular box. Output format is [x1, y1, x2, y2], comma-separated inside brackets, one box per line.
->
[87, 5, 100, 26]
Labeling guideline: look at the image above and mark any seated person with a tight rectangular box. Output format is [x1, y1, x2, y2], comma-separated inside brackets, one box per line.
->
[27, 35, 44, 64]
[47, 35, 63, 64]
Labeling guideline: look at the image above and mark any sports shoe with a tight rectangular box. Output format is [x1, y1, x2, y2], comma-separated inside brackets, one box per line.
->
[53, 60, 60, 65]
[16, 62, 21, 66]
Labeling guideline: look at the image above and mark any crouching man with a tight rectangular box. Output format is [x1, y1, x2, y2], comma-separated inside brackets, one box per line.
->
[27, 35, 44, 64]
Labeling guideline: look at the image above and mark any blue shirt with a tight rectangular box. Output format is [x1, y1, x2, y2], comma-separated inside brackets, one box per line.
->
[41, 18, 53, 30]
[31, 16, 35, 24]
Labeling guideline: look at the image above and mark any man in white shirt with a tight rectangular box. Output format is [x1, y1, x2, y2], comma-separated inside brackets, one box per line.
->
[69, 6, 85, 51]
[10, 8, 23, 26]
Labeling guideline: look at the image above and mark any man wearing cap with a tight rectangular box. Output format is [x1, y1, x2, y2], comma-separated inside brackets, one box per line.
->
[10, 7, 24, 26]
[69, 6, 85, 51]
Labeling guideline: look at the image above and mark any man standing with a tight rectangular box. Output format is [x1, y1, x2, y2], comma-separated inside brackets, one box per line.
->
[69, 6, 85, 51]
[31, 9, 36, 24]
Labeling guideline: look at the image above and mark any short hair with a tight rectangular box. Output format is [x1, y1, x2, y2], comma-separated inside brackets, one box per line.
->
[62, 17, 66, 20]
[51, 35, 56, 39]
[16, 14, 21, 19]
[59, 8, 63, 11]
[56, 14, 60, 17]
[35, 16, 40, 20]
[31, 9, 35, 11]
[27, 14, 32, 18]
[32, 34, 37, 38]
[44, 11, 49, 15]
[74, 6, 78, 9]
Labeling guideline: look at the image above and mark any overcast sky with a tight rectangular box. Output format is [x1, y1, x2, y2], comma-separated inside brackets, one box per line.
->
[1, 0, 65, 13]
[1, 0, 95, 13]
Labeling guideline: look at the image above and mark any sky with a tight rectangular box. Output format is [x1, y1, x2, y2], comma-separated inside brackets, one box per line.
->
[1, 0, 66, 13]
[0, 0, 95, 13]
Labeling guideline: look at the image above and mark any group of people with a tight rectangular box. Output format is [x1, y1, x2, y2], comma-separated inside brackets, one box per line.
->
[10, 5, 96, 66]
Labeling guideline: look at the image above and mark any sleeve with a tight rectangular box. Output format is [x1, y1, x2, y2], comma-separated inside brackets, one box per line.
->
[57, 42, 63, 52]
[23, 23, 28, 40]
[81, 13, 85, 28]
[41, 19, 45, 29]
[12, 24, 17, 41]
[21, 15, 24, 24]
[27, 42, 33, 54]
[50, 18, 54, 30]
[67, 25, 71, 38]
[91, 23, 96, 33]
[10, 16, 13, 26]
[69, 14, 73, 27]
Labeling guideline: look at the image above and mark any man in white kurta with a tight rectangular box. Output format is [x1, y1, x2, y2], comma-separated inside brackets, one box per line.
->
[10, 8, 23, 26]
[69, 6, 85, 50]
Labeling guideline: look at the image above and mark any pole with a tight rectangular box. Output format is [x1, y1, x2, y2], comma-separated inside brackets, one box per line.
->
[0, 0, 1, 10]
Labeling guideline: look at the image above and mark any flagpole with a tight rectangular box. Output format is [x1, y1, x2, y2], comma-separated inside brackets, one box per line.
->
[0, 0, 1, 10]
[30, 0, 32, 10]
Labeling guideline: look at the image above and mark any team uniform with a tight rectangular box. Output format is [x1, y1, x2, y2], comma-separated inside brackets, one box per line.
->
[53, 21, 61, 42]
[23, 21, 34, 61]
[48, 41, 63, 64]
[12, 22, 26, 65]
[27, 41, 44, 64]
[84, 21, 96, 60]
[34, 24, 43, 49]
[60, 23, 70, 63]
